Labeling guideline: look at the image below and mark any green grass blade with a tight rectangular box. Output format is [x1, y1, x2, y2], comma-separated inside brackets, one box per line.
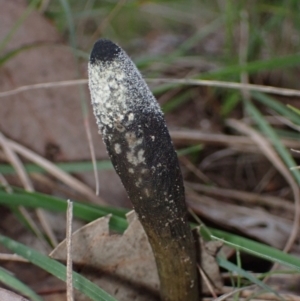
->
[0, 267, 43, 301]
[177, 144, 203, 156]
[0, 235, 117, 301]
[217, 257, 283, 300]
[200, 53, 300, 79]
[0, 160, 112, 175]
[58, 0, 77, 48]
[162, 90, 192, 113]
[1, 188, 300, 272]
[287, 104, 300, 115]
[0, 188, 128, 232]
[245, 99, 300, 183]
[252, 91, 300, 125]
[210, 228, 300, 271]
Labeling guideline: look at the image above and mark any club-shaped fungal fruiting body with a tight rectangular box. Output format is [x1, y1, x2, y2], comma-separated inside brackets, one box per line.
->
[88, 39, 199, 301]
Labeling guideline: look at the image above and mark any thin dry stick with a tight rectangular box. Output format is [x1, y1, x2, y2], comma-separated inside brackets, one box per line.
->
[66, 200, 74, 301]
[6, 138, 106, 204]
[2, 78, 300, 98]
[226, 119, 300, 254]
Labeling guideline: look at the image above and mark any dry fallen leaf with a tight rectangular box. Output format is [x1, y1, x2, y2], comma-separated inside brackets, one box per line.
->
[199, 237, 223, 292]
[188, 195, 292, 249]
[0, 288, 29, 301]
[50, 211, 223, 300]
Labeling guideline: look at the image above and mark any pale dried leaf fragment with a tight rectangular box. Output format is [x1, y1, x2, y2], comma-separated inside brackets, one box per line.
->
[50, 212, 159, 301]
[50, 211, 223, 301]
[199, 237, 223, 293]
[0, 288, 29, 301]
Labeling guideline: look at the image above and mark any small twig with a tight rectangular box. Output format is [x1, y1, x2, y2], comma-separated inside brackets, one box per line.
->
[66, 200, 74, 301]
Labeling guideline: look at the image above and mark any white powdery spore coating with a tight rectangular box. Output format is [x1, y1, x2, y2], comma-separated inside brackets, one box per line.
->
[88, 50, 163, 137]
[114, 143, 122, 154]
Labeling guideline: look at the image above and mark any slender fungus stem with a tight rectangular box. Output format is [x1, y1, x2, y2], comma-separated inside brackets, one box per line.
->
[88, 39, 199, 301]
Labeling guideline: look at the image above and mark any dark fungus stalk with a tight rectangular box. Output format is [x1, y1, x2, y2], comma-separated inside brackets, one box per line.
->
[88, 39, 199, 301]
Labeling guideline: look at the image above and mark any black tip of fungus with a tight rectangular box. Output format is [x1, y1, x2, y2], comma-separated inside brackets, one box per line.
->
[90, 39, 121, 64]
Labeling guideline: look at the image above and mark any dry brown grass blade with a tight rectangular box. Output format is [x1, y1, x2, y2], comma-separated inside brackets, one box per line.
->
[221, 286, 300, 301]
[213, 285, 255, 301]
[83, 116, 100, 196]
[0, 79, 88, 98]
[6, 138, 107, 204]
[0, 131, 56, 247]
[180, 156, 212, 184]
[186, 182, 294, 213]
[226, 119, 300, 254]
[0, 132, 34, 191]
[170, 129, 300, 151]
[66, 200, 74, 301]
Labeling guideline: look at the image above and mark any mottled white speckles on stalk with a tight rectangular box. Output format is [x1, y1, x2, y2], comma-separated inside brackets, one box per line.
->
[135, 178, 142, 187]
[150, 135, 155, 141]
[128, 113, 135, 121]
[125, 131, 145, 166]
[125, 132, 142, 148]
[127, 150, 145, 166]
[137, 150, 145, 163]
[128, 168, 134, 174]
[114, 143, 121, 154]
